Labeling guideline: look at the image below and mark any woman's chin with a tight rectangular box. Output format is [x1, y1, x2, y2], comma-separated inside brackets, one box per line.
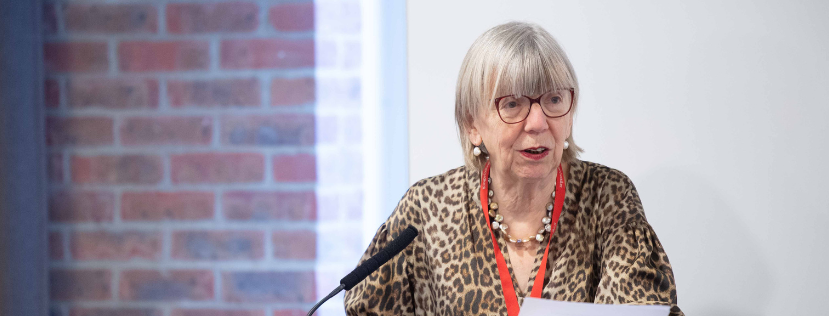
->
[512, 165, 556, 181]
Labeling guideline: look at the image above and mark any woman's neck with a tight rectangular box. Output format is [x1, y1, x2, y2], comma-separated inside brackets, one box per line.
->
[488, 162, 569, 236]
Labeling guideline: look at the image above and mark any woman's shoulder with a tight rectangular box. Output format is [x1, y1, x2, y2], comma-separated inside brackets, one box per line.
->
[404, 165, 473, 202]
[572, 159, 637, 193]
[409, 165, 471, 189]
[390, 165, 473, 218]
[571, 159, 646, 225]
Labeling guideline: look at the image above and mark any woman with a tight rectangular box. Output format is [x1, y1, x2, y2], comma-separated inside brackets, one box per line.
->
[345, 22, 683, 316]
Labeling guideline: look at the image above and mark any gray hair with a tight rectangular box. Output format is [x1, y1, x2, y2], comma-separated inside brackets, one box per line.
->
[455, 21, 583, 170]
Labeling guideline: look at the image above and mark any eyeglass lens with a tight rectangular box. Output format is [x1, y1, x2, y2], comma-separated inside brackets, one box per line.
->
[497, 90, 572, 123]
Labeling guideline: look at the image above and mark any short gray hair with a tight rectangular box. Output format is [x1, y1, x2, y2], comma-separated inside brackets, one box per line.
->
[455, 21, 583, 170]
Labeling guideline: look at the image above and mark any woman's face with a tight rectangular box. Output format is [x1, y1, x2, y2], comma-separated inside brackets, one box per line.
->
[469, 92, 573, 182]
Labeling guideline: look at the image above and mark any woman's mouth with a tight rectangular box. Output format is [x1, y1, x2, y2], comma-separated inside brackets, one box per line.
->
[520, 147, 549, 160]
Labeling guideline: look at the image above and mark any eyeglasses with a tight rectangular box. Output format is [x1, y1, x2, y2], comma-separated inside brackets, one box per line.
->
[493, 88, 574, 124]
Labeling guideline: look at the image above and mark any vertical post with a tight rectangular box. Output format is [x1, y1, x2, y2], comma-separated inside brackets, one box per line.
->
[0, 0, 49, 315]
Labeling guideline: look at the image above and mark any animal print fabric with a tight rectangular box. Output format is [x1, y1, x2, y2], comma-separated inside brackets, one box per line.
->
[344, 159, 684, 316]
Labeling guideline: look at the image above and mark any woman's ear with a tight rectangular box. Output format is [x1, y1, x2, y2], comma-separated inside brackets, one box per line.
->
[468, 125, 482, 146]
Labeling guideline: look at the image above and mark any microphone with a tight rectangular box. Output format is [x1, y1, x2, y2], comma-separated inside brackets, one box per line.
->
[306, 225, 418, 316]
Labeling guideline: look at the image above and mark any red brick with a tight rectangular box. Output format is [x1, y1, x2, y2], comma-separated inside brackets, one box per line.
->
[221, 114, 314, 146]
[172, 230, 264, 260]
[44, 42, 109, 73]
[222, 271, 314, 303]
[71, 155, 163, 184]
[43, 3, 57, 35]
[221, 39, 314, 69]
[167, 2, 257, 34]
[50, 232, 64, 260]
[49, 153, 64, 183]
[273, 154, 316, 182]
[168, 78, 260, 108]
[45, 79, 60, 108]
[70, 308, 162, 316]
[268, 3, 314, 32]
[68, 78, 159, 110]
[270, 78, 314, 106]
[222, 191, 315, 221]
[64, 4, 157, 34]
[118, 41, 209, 72]
[71, 231, 162, 261]
[50, 269, 112, 301]
[49, 190, 114, 223]
[120, 116, 212, 146]
[272, 311, 305, 316]
[119, 270, 213, 301]
[121, 191, 214, 221]
[173, 310, 264, 316]
[46, 116, 114, 146]
[273, 230, 316, 260]
[171, 153, 264, 184]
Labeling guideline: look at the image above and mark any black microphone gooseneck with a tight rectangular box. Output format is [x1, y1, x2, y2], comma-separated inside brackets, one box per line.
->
[306, 225, 418, 316]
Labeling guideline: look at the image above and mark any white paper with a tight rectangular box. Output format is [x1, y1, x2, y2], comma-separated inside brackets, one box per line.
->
[518, 297, 671, 316]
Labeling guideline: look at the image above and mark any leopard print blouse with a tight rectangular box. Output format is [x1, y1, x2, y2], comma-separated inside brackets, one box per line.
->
[344, 159, 684, 316]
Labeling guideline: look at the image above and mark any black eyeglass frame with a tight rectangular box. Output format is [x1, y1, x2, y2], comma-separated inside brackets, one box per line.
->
[493, 88, 575, 124]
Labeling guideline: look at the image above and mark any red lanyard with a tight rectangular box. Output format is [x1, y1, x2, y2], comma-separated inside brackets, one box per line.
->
[480, 161, 566, 316]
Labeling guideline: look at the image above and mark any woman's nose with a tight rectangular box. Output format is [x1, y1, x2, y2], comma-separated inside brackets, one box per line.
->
[524, 102, 549, 132]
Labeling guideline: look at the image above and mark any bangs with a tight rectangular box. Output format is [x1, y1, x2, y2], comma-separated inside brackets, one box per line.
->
[489, 40, 575, 101]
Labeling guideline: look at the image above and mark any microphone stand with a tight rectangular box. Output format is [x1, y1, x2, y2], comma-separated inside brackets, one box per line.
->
[304, 225, 418, 316]
[306, 284, 345, 316]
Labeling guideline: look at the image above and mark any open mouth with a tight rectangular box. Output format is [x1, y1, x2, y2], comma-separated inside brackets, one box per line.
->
[522, 147, 547, 154]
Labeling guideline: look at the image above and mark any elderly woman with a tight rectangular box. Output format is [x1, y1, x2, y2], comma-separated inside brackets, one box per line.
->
[344, 22, 683, 316]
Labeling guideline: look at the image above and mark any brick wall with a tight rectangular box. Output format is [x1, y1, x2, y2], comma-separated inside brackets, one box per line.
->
[43, 1, 363, 316]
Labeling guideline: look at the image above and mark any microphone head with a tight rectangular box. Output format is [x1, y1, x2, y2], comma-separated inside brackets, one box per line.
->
[340, 225, 418, 290]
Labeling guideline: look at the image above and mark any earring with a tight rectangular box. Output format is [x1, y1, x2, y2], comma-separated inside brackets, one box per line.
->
[563, 141, 569, 150]
[473, 146, 482, 156]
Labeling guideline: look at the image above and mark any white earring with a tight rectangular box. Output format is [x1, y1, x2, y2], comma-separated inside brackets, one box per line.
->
[473, 146, 482, 156]
[563, 141, 569, 150]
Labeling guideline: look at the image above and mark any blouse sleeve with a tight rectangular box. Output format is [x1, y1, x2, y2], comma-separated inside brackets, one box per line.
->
[594, 172, 684, 316]
[344, 188, 418, 316]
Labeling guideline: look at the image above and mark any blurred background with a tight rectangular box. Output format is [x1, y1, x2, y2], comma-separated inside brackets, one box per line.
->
[2, 0, 828, 316]
[2, 0, 406, 315]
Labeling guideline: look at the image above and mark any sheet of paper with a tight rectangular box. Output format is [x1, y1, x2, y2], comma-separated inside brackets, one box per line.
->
[518, 298, 671, 316]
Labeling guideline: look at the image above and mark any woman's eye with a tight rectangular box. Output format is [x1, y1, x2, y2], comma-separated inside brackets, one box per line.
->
[550, 96, 561, 104]
[507, 101, 518, 108]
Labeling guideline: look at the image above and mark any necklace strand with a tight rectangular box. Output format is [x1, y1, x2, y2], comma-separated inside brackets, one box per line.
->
[487, 176, 556, 244]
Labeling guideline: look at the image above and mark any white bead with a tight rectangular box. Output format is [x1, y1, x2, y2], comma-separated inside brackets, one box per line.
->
[492, 221, 500, 229]
[473, 146, 482, 156]
[542, 217, 551, 224]
[536, 234, 544, 242]
[500, 223, 509, 231]
[509, 238, 516, 243]
[546, 202, 553, 211]
[538, 228, 545, 234]
[545, 224, 551, 232]
[487, 177, 491, 184]
[563, 141, 569, 150]
[495, 214, 503, 222]
[551, 191, 555, 198]
[488, 190, 493, 197]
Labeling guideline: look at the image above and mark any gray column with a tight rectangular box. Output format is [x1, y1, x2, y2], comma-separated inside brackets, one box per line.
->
[0, 0, 49, 315]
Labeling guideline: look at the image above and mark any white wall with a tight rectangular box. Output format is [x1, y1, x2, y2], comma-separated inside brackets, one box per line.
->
[407, 1, 829, 315]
